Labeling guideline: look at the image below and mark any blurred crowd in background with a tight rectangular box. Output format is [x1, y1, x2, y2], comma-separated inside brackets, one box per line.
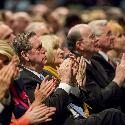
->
[1, 0, 125, 125]
[1, 0, 125, 11]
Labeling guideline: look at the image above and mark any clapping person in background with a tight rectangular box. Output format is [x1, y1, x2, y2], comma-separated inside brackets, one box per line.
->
[40, 34, 64, 83]
[107, 20, 125, 63]
[12, 31, 77, 125]
[67, 23, 125, 114]
[0, 40, 56, 125]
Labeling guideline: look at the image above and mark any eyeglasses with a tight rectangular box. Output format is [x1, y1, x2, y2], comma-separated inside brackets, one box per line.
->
[78, 33, 96, 42]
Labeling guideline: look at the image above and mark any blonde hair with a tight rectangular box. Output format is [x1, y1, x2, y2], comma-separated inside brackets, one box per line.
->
[107, 20, 123, 37]
[40, 34, 60, 65]
[0, 40, 16, 60]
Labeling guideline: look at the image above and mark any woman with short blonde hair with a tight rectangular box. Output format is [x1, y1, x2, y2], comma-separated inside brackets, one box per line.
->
[41, 34, 64, 65]
[107, 20, 125, 62]
[0, 40, 15, 60]
[40, 34, 64, 81]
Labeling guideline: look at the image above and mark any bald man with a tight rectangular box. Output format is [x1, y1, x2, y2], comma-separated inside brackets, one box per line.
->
[67, 24, 125, 113]
[12, 12, 31, 34]
[0, 23, 15, 44]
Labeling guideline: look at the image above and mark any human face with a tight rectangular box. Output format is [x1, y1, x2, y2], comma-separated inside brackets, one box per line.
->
[34, 27, 50, 36]
[79, 27, 97, 53]
[115, 33, 125, 51]
[97, 25, 115, 50]
[53, 47, 64, 66]
[0, 54, 9, 69]
[28, 35, 47, 68]
[0, 25, 15, 43]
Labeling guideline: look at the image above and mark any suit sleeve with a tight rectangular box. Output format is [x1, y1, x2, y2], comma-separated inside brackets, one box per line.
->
[84, 74, 122, 112]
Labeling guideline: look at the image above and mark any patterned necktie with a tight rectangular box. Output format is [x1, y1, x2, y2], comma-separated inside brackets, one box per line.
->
[39, 73, 44, 80]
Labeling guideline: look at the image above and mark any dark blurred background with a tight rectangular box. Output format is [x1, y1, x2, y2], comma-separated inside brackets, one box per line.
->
[0, 0, 125, 11]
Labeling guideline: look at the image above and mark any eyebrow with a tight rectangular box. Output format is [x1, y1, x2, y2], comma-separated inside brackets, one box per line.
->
[4, 34, 11, 39]
[36, 43, 42, 49]
[106, 30, 112, 35]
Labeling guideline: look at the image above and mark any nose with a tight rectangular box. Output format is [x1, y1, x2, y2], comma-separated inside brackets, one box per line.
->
[42, 47, 47, 53]
[111, 34, 115, 40]
[121, 35, 125, 41]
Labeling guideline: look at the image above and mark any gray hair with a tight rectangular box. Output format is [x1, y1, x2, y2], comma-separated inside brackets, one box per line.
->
[88, 20, 108, 36]
[25, 22, 48, 32]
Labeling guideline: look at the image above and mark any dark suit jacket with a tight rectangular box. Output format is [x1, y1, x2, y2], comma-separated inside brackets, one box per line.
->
[84, 59, 123, 113]
[92, 52, 115, 82]
[11, 67, 71, 125]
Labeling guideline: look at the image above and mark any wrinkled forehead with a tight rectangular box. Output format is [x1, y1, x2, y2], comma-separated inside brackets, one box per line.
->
[29, 35, 41, 48]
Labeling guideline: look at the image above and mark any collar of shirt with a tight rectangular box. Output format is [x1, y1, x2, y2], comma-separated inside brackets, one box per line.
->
[24, 67, 41, 79]
[84, 58, 91, 65]
[98, 50, 108, 62]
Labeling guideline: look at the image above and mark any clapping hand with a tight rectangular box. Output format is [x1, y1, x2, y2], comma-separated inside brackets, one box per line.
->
[113, 53, 125, 87]
[32, 76, 56, 107]
[76, 56, 86, 88]
[24, 104, 56, 124]
[0, 56, 19, 100]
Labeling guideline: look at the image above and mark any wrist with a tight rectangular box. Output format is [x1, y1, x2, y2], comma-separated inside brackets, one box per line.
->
[17, 115, 30, 125]
[31, 100, 41, 107]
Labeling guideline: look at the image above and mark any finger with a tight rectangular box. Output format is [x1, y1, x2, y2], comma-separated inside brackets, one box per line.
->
[46, 86, 55, 98]
[45, 111, 55, 117]
[44, 118, 52, 122]
[27, 106, 33, 111]
[0, 65, 11, 77]
[121, 53, 125, 65]
[82, 76, 86, 87]
[38, 109, 50, 117]
[48, 107, 56, 112]
[32, 105, 48, 114]
[41, 75, 49, 85]
[40, 87, 54, 100]
[36, 117, 52, 123]
[79, 56, 84, 69]
[4, 65, 15, 80]
[43, 80, 55, 93]
[35, 84, 40, 93]
[77, 57, 80, 63]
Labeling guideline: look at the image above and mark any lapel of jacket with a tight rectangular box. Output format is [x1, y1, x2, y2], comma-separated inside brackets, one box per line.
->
[19, 67, 42, 103]
[86, 60, 109, 88]
[93, 52, 115, 70]
[21, 66, 42, 83]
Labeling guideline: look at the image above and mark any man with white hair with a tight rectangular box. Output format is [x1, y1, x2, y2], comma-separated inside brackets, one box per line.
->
[89, 20, 115, 83]
[25, 22, 51, 36]
[67, 23, 125, 114]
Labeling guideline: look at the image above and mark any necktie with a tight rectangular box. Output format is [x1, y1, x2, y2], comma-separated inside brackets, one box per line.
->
[108, 58, 115, 68]
[39, 73, 44, 80]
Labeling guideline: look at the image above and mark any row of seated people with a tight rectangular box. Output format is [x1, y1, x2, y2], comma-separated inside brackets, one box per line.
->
[1, 20, 125, 125]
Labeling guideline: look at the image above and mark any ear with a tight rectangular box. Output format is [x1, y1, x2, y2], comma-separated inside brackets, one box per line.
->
[75, 41, 83, 50]
[21, 51, 30, 62]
